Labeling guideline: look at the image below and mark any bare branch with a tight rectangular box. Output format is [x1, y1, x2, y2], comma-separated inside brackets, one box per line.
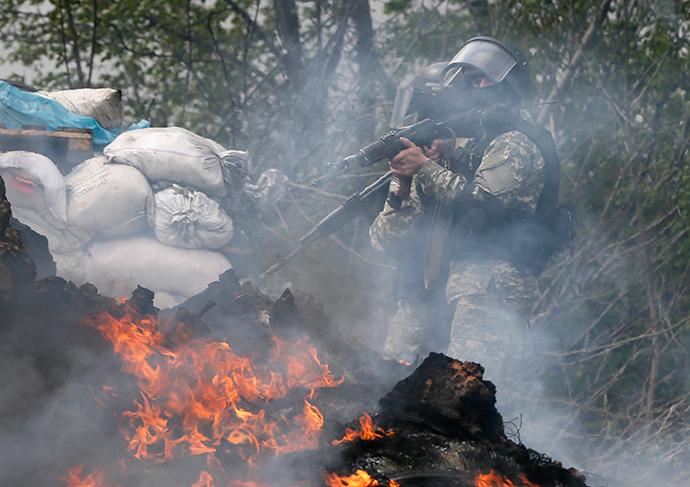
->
[538, 0, 614, 124]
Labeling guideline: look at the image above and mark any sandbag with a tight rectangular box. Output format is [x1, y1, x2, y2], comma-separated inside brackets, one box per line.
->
[0, 81, 121, 145]
[8, 204, 91, 255]
[103, 127, 250, 197]
[53, 237, 233, 308]
[0, 151, 91, 256]
[37, 88, 123, 130]
[0, 152, 92, 255]
[154, 187, 234, 250]
[221, 150, 252, 193]
[0, 151, 67, 222]
[65, 156, 154, 239]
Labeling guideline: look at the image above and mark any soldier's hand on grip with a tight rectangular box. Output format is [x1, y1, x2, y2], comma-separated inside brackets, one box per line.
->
[423, 139, 446, 162]
[389, 137, 431, 177]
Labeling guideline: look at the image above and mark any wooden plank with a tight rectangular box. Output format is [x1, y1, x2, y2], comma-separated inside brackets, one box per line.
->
[57, 126, 93, 134]
[0, 127, 93, 140]
[0, 125, 94, 174]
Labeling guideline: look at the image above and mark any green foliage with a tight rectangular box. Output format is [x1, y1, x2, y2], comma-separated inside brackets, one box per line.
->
[383, 0, 413, 15]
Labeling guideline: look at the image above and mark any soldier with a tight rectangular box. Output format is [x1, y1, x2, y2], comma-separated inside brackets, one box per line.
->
[370, 37, 564, 379]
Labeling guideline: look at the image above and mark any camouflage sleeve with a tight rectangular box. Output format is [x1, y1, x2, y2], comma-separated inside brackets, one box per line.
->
[473, 131, 545, 212]
[369, 178, 426, 253]
[415, 159, 488, 206]
[415, 131, 545, 211]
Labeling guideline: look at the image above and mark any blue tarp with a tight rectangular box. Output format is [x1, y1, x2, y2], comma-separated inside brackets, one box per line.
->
[0, 81, 149, 145]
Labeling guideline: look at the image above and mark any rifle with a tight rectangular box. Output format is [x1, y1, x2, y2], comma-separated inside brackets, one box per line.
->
[260, 108, 489, 278]
[312, 110, 483, 186]
[260, 171, 393, 279]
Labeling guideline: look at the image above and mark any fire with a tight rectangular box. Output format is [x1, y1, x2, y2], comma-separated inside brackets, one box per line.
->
[191, 471, 215, 487]
[332, 412, 394, 444]
[60, 466, 115, 487]
[228, 480, 273, 487]
[324, 469, 399, 487]
[324, 469, 538, 487]
[78, 303, 343, 483]
[475, 470, 539, 487]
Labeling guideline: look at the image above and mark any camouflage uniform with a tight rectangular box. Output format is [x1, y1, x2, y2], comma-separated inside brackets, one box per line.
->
[370, 130, 545, 374]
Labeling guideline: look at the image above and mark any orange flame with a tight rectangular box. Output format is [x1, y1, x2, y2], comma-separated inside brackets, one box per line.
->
[475, 470, 539, 487]
[191, 471, 215, 487]
[84, 305, 343, 466]
[324, 469, 399, 487]
[60, 466, 115, 487]
[229, 480, 273, 487]
[332, 412, 394, 445]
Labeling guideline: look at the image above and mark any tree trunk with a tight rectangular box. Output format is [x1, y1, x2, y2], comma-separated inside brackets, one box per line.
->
[349, 0, 378, 141]
[273, 0, 304, 89]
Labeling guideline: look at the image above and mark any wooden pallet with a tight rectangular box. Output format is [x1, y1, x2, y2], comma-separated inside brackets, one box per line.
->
[0, 124, 93, 174]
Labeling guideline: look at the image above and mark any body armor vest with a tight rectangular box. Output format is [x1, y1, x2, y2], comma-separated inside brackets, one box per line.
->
[449, 114, 566, 276]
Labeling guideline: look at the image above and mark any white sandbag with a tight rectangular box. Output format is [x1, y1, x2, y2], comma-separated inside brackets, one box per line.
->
[0, 151, 67, 222]
[221, 150, 252, 192]
[9, 205, 91, 255]
[0, 154, 92, 255]
[65, 156, 154, 239]
[37, 88, 123, 130]
[54, 237, 233, 308]
[103, 127, 248, 198]
[154, 187, 234, 250]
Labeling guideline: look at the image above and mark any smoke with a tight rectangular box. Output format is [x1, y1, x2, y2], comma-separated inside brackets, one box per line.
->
[273, 190, 690, 487]
[0, 340, 128, 486]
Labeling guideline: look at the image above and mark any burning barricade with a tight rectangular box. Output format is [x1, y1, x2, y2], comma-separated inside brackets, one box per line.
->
[61, 289, 588, 487]
[0, 264, 587, 487]
[2, 175, 588, 487]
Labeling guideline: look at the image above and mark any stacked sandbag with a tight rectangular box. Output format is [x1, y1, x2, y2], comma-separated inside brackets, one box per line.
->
[37, 87, 123, 130]
[0, 151, 67, 221]
[65, 156, 154, 240]
[0, 151, 91, 253]
[153, 186, 234, 250]
[54, 237, 233, 308]
[103, 127, 251, 198]
[0, 149, 234, 308]
[103, 127, 258, 252]
[0, 81, 121, 146]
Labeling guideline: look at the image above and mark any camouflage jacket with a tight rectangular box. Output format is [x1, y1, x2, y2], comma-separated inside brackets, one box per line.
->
[369, 130, 545, 300]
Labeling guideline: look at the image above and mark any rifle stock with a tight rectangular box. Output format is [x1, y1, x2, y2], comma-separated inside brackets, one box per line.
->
[260, 172, 393, 279]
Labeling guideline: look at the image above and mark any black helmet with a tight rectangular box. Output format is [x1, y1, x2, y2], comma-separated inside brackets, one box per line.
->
[390, 62, 448, 128]
[441, 36, 530, 103]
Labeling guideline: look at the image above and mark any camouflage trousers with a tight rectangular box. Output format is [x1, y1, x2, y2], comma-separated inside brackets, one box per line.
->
[383, 298, 440, 364]
[383, 260, 539, 376]
[383, 294, 534, 369]
[445, 295, 534, 379]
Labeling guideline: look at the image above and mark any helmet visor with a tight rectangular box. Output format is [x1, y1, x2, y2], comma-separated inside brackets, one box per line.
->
[442, 40, 517, 88]
[390, 85, 416, 128]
